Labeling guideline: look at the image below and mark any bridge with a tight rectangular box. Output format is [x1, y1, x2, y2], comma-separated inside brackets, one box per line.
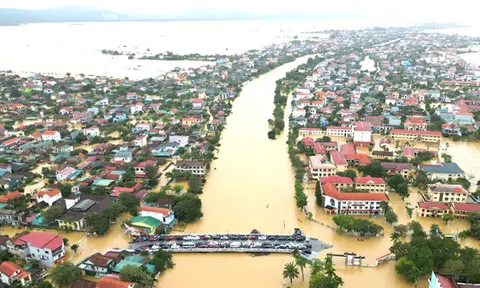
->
[128, 228, 331, 260]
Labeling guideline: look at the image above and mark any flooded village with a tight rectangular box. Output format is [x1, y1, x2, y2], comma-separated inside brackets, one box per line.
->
[0, 25, 480, 288]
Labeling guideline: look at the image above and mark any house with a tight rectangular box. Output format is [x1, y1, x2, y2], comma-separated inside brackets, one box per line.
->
[420, 162, 465, 181]
[0, 261, 31, 286]
[344, 153, 371, 167]
[353, 122, 373, 147]
[320, 182, 388, 216]
[125, 216, 163, 236]
[182, 117, 200, 127]
[36, 188, 62, 206]
[404, 117, 427, 131]
[192, 98, 204, 109]
[41, 130, 61, 142]
[56, 167, 81, 181]
[80, 253, 116, 277]
[130, 103, 144, 114]
[96, 277, 136, 288]
[390, 129, 442, 143]
[426, 183, 469, 203]
[309, 156, 336, 179]
[175, 161, 206, 176]
[134, 135, 148, 148]
[12, 232, 65, 267]
[381, 162, 413, 179]
[70, 112, 92, 124]
[138, 206, 176, 226]
[134, 122, 151, 132]
[114, 150, 133, 163]
[320, 175, 353, 189]
[354, 176, 386, 192]
[83, 126, 100, 138]
[135, 160, 157, 179]
[169, 135, 190, 147]
[0, 209, 25, 226]
[2, 137, 20, 147]
[126, 92, 138, 100]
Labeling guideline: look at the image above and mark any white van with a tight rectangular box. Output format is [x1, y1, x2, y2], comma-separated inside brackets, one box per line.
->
[182, 242, 195, 248]
[230, 242, 241, 248]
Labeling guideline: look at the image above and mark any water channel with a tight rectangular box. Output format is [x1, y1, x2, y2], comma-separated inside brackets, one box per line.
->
[6, 57, 479, 287]
[156, 57, 479, 288]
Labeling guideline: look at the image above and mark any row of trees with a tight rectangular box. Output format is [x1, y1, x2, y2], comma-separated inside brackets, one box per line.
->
[332, 214, 384, 236]
[283, 255, 343, 288]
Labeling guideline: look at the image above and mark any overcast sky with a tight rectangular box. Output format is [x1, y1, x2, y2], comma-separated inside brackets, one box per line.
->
[0, 0, 476, 23]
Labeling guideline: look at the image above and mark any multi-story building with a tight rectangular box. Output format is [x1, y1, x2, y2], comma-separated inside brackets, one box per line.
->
[417, 202, 451, 218]
[138, 206, 176, 226]
[321, 182, 389, 215]
[381, 162, 414, 179]
[390, 129, 442, 143]
[41, 130, 61, 142]
[0, 261, 31, 286]
[320, 175, 353, 190]
[419, 162, 465, 181]
[352, 122, 372, 147]
[80, 253, 116, 277]
[354, 176, 386, 192]
[36, 188, 62, 206]
[9, 232, 65, 267]
[175, 161, 206, 176]
[308, 156, 336, 179]
[82, 126, 100, 138]
[326, 126, 352, 138]
[426, 183, 469, 203]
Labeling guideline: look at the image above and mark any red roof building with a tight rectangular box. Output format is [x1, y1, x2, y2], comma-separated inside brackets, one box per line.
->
[97, 277, 136, 288]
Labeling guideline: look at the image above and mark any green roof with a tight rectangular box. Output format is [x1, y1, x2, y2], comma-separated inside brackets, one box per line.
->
[113, 261, 142, 273]
[124, 255, 148, 264]
[93, 179, 115, 187]
[130, 216, 161, 228]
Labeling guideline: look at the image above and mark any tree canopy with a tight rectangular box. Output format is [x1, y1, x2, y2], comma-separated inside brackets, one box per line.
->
[120, 265, 155, 288]
[50, 262, 82, 288]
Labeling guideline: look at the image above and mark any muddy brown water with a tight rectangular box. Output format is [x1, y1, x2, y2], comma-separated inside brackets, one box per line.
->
[12, 58, 480, 287]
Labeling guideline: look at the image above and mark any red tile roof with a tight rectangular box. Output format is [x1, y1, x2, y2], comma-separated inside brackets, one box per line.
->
[15, 232, 63, 250]
[452, 202, 480, 213]
[354, 176, 385, 185]
[139, 206, 172, 216]
[354, 122, 371, 132]
[314, 142, 326, 154]
[2, 137, 19, 146]
[344, 153, 371, 165]
[0, 191, 23, 203]
[302, 137, 315, 147]
[417, 202, 450, 210]
[322, 182, 388, 201]
[340, 143, 355, 155]
[42, 130, 59, 136]
[320, 175, 353, 184]
[37, 189, 61, 198]
[97, 277, 135, 288]
[0, 261, 25, 278]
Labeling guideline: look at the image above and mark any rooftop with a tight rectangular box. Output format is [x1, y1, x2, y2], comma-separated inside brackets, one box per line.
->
[420, 163, 464, 175]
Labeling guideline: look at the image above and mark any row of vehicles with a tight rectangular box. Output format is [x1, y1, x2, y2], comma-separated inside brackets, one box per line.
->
[136, 234, 308, 242]
[143, 241, 312, 253]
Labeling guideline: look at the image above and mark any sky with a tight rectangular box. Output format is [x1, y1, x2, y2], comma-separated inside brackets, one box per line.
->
[0, 0, 476, 23]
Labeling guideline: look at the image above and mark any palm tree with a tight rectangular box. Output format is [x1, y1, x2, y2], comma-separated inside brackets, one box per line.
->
[282, 262, 299, 284]
[379, 201, 390, 215]
[172, 184, 183, 194]
[295, 255, 308, 281]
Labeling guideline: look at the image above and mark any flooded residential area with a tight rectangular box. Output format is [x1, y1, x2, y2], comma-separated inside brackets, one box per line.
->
[0, 8, 480, 288]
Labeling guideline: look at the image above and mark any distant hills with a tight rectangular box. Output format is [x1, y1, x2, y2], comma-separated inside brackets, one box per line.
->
[0, 6, 365, 26]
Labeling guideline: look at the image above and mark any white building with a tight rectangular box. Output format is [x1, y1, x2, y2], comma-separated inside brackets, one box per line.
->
[139, 206, 176, 226]
[41, 130, 61, 142]
[134, 122, 151, 132]
[321, 182, 389, 215]
[175, 160, 206, 176]
[134, 135, 148, 147]
[56, 167, 78, 181]
[36, 189, 62, 206]
[326, 126, 352, 138]
[130, 103, 144, 114]
[169, 135, 190, 147]
[83, 126, 100, 138]
[352, 122, 372, 146]
[9, 232, 65, 267]
[308, 156, 336, 179]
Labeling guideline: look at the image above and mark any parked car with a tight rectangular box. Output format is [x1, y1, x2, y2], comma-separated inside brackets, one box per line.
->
[184, 235, 200, 241]
[220, 235, 229, 240]
[258, 236, 267, 240]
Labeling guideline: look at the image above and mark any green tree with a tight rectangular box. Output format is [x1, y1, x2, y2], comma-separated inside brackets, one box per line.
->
[187, 176, 203, 194]
[282, 262, 299, 284]
[295, 254, 308, 281]
[395, 257, 421, 285]
[442, 213, 454, 225]
[86, 213, 110, 236]
[172, 184, 183, 194]
[42, 205, 64, 224]
[387, 174, 405, 191]
[173, 194, 203, 222]
[150, 249, 175, 273]
[118, 192, 140, 215]
[71, 244, 79, 253]
[358, 162, 386, 178]
[63, 238, 69, 247]
[36, 281, 54, 288]
[50, 262, 82, 288]
[120, 265, 155, 288]
[267, 130, 276, 139]
[337, 169, 356, 179]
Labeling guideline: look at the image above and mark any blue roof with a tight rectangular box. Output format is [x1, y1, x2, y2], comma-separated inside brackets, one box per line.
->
[420, 163, 464, 174]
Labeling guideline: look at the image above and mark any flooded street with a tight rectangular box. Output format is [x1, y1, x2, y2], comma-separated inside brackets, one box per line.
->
[155, 57, 480, 287]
